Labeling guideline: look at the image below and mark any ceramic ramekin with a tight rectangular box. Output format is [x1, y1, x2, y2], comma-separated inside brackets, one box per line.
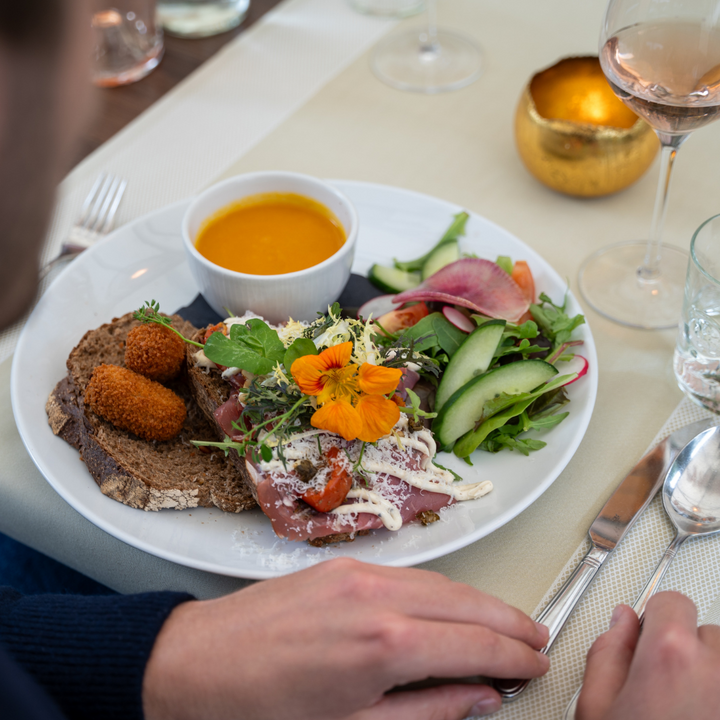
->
[182, 171, 358, 324]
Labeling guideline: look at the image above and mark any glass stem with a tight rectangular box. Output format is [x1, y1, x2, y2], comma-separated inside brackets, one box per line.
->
[423, 0, 438, 53]
[639, 133, 687, 281]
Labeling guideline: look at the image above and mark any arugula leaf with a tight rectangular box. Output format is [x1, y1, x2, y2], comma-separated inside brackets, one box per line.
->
[530, 292, 585, 347]
[400, 388, 437, 422]
[400, 314, 440, 353]
[284, 338, 318, 371]
[482, 433, 548, 456]
[393, 212, 469, 272]
[482, 372, 576, 418]
[204, 319, 285, 375]
[454, 396, 537, 457]
[432, 314, 467, 356]
[526, 411, 569, 430]
[400, 313, 465, 357]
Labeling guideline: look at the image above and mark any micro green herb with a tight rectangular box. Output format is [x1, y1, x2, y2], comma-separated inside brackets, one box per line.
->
[192, 391, 312, 468]
[133, 300, 203, 347]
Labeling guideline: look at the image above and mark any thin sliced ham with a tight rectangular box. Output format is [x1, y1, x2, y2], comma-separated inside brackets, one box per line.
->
[393, 258, 530, 323]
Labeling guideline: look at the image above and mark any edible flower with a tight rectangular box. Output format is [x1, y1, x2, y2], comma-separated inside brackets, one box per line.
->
[291, 342, 402, 442]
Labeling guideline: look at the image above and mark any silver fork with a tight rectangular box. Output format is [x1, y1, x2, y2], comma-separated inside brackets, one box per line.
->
[40, 173, 127, 279]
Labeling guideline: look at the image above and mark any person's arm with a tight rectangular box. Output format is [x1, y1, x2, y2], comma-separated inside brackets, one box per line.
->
[577, 591, 720, 720]
[143, 558, 549, 720]
[0, 586, 193, 720]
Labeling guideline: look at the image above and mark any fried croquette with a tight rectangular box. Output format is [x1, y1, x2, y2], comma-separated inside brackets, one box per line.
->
[85, 364, 186, 441]
[125, 323, 185, 383]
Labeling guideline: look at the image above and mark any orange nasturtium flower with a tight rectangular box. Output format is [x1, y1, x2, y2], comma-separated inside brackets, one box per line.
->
[291, 342, 403, 443]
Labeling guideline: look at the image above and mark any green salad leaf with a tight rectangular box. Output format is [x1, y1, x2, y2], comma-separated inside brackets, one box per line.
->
[530, 292, 585, 348]
[393, 212, 469, 272]
[284, 338, 318, 370]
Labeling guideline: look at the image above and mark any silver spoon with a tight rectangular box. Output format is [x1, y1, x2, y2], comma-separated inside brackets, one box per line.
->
[564, 425, 720, 719]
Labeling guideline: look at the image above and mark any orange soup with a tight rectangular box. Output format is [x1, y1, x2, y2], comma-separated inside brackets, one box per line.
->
[195, 192, 346, 275]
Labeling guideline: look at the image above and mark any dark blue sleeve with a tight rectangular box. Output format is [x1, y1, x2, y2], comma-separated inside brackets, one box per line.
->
[0, 587, 194, 720]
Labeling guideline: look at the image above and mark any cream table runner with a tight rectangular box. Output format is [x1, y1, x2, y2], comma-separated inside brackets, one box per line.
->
[3, 0, 720, 717]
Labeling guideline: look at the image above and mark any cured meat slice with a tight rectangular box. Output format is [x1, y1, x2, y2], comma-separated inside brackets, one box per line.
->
[393, 258, 530, 323]
[247, 458, 454, 542]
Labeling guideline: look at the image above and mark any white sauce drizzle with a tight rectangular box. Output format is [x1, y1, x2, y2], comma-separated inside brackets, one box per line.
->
[331, 488, 402, 531]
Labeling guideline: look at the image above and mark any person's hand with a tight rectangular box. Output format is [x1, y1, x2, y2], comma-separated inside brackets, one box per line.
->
[577, 591, 720, 720]
[143, 558, 549, 720]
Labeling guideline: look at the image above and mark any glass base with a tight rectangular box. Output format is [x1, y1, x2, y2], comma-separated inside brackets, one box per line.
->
[157, 0, 249, 38]
[578, 241, 689, 330]
[347, 0, 424, 18]
[371, 28, 482, 93]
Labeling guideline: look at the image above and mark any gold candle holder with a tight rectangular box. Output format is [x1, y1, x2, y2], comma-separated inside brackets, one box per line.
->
[515, 56, 659, 198]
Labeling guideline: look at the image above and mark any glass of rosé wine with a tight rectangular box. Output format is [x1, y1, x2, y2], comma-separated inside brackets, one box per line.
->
[578, 0, 720, 329]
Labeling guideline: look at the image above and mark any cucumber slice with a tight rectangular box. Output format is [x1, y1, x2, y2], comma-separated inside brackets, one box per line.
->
[422, 240, 460, 279]
[435, 320, 506, 411]
[368, 264, 421, 294]
[432, 360, 558, 449]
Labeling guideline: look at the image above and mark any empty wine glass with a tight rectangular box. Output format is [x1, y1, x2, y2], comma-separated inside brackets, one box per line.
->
[371, 0, 482, 93]
[578, 0, 720, 329]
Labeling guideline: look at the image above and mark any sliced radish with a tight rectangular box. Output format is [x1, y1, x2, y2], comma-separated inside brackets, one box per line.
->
[442, 306, 475, 333]
[358, 295, 397, 320]
[555, 355, 589, 386]
[546, 340, 584, 365]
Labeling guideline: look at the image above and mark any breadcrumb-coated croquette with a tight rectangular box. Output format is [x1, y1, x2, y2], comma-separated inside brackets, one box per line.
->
[125, 323, 185, 383]
[85, 364, 186, 441]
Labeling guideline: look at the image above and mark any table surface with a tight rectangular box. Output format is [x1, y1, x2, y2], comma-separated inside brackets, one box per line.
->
[74, 0, 282, 166]
[5, 0, 720, 620]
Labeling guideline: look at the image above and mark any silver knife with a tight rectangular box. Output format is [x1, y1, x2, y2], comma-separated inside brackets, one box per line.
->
[495, 417, 718, 701]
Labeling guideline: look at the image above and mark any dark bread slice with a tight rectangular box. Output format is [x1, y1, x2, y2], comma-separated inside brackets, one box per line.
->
[185, 329, 371, 545]
[47, 313, 256, 513]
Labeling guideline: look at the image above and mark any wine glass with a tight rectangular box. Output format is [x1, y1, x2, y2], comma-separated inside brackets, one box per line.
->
[578, 0, 720, 329]
[371, 0, 482, 93]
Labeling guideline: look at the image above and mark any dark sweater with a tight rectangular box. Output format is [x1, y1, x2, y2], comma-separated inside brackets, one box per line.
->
[0, 587, 193, 720]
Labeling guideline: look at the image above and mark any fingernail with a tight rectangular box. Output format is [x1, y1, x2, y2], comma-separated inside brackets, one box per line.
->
[537, 650, 550, 669]
[535, 621, 549, 640]
[469, 697, 501, 717]
[609, 605, 623, 629]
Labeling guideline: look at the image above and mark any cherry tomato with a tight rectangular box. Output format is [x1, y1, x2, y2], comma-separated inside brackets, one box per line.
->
[376, 302, 430, 334]
[302, 446, 352, 513]
[511, 261, 535, 304]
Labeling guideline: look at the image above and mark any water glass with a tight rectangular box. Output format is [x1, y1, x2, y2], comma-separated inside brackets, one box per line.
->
[674, 214, 720, 412]
[157, 0, 250, 38]
[92, 0, 163, 87]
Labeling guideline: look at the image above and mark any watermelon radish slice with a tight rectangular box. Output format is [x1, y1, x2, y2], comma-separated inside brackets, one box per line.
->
[393, 258, 530, 323]
[358, 295, 397, 320]
[442, 306, 475, 333]
[555, 355, 588, 386]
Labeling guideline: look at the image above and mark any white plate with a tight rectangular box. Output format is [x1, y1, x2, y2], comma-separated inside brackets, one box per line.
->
[12, 181, 597, 579]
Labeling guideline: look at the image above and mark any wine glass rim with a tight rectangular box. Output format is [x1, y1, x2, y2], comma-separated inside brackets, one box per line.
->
[691, 213, 720, 284]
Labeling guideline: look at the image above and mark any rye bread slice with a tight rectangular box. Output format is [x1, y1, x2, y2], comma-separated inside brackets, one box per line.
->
[47, 313, 256, 513]
[185, 328, 371, 545]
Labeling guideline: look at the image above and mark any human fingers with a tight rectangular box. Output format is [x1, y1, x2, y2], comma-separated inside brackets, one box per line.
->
[348, 684, 501, 720]
[640, 591, 698, 641]
[576, 605, 638, 720]
[312, 559, 548, 650]
[370, 615, 549, 684]
[698, 623, 720, 651]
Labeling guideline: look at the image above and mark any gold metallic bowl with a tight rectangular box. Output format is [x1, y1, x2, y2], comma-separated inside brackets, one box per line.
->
[515, 56, 659, 197]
